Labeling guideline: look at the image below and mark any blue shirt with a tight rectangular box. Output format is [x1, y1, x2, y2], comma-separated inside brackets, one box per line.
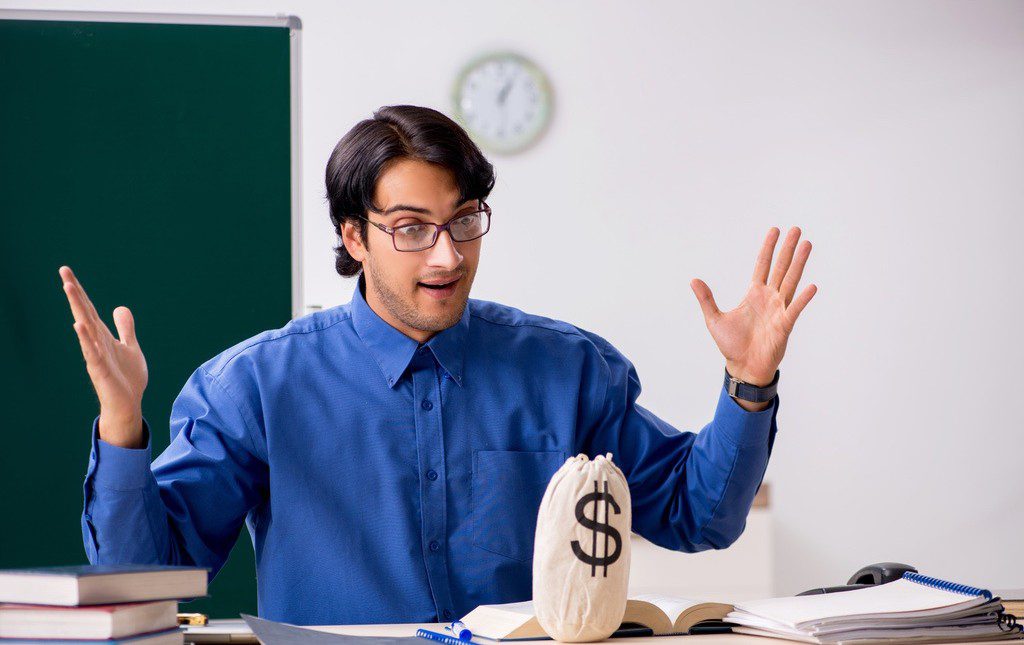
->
[81, 275, 779, 625]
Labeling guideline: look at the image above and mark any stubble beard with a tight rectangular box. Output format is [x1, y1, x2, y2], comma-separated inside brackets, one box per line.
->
[365, 256, 469, 334]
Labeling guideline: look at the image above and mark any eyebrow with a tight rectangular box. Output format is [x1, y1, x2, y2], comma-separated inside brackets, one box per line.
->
[382, 198, 475, 216]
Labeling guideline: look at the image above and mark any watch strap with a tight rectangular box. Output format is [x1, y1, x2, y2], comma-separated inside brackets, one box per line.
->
[724, 367, 780, 403]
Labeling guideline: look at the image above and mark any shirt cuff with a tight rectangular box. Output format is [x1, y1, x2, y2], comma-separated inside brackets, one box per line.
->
[89, 415, 154, 490]
[712, 382, 778, 448]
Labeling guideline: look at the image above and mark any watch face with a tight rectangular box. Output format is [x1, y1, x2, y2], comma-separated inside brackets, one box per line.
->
[453, 52, 552, 155]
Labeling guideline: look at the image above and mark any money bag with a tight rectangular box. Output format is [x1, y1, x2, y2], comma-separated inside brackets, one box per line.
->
[532, 453, 631, 642]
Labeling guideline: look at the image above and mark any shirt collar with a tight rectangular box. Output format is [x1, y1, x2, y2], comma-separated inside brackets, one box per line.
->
[350, 274, 470, 389]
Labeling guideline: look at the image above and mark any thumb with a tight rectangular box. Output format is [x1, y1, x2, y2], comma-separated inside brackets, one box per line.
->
[112, 306, 138, 346]
[689, 278, 721, 322]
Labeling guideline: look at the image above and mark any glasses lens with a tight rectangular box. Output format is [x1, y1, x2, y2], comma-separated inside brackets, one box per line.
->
[394, 223, 436, 251]
[450, 210, 490, 242]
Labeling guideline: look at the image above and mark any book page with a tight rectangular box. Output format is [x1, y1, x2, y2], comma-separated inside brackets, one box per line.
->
[629, 593, 705, 622]
[460, 601, 541, 640]
[490, 601, 535, 616]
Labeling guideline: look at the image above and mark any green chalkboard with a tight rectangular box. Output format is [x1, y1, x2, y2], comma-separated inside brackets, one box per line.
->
[0, 13, 297, 618]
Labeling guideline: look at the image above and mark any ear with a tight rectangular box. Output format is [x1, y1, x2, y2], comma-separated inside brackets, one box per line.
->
[340, 218, 368, 263]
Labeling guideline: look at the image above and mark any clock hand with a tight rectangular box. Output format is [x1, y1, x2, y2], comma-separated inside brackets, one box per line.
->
[497, 78, 513, 106]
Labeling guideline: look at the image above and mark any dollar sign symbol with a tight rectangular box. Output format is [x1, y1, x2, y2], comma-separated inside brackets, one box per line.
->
[570, 480, 622, 577]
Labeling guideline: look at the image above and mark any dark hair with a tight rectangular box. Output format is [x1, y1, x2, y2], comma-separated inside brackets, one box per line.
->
[324, 105, 497, 277]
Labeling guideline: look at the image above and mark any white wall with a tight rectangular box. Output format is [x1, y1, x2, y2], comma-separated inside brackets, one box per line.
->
[11, 0, 1023, 594]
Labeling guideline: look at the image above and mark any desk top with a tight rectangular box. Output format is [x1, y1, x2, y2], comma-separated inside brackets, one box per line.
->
[309, 622, 1018, 645]
[187, 619, 767, 644]
[307, 622, 768, 644]
[190, 619, 1017, 645]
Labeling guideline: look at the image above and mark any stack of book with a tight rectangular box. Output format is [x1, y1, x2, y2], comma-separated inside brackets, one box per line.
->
[0, 565, 207, 645]
[726, 572, 1023, 644]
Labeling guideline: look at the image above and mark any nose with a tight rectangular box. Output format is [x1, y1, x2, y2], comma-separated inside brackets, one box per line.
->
[425, 229, 463, 270]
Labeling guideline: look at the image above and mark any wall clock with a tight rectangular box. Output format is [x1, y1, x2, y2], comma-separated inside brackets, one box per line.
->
[452, 52, 553, 155]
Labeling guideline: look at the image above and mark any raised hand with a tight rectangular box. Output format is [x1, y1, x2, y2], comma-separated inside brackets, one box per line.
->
[689, 226, 817, 391]
[59, 266, 149, 448]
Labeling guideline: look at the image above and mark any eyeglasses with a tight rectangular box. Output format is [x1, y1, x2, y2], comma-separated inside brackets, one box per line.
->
[358, 202, 492, 252]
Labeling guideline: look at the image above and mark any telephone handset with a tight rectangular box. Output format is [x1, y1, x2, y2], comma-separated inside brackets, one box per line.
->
[797, 562, 919, 596]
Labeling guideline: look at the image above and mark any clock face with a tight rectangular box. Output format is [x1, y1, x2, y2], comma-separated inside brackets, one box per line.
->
[453, 52, 552, 155]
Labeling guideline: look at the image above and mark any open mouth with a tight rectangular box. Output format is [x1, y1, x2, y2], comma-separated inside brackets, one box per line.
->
[418, 277, 460, 290]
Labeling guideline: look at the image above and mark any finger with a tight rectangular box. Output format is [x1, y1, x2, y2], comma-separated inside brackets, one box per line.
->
[112, 306, 138, 347]
[752, 227, 780, 285]
[62, 281, 112, 346]
[780, 240, 812, 305]
[768, 227, 801, 290]
[785, 283, 817, 331]
[70, 306, 103, 354]
[690, 278, 722, 323]
[73, 321, 113, 381]
[61, 280, 90, 325]
[60, 268, 112, 341]
[72, 321, 100, 365]
[59, 266, 102, 324]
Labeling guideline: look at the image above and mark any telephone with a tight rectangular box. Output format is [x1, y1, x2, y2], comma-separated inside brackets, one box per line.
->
[797, 562, 919, 596]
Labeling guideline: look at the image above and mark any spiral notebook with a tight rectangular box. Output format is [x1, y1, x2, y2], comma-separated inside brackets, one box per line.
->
[726, 572, 1023, 643]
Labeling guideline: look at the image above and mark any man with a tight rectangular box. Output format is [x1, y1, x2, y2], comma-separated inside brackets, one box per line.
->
[60, 105, 815, 626]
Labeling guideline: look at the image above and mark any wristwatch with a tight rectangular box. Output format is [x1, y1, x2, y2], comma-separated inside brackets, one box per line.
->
[724, 367, 780, 403]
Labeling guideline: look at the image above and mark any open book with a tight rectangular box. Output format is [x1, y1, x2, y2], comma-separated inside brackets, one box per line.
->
[460, 595, 733, 640]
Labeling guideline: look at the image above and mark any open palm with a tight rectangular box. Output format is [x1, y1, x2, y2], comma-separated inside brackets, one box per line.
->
[59, 265, 148, 445]
[690, 227, 816, 385]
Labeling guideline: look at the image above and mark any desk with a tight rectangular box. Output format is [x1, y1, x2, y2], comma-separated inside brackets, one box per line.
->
[186, 620, 765, 644]
[306, 623, 767, 644]
[190, 619, 1017, 645]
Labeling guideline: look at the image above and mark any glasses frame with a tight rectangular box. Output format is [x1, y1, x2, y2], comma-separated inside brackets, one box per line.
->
[357, 201, 492, 252]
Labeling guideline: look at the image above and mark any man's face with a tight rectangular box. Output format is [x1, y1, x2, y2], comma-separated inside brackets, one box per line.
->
[341, 157, 483, 343]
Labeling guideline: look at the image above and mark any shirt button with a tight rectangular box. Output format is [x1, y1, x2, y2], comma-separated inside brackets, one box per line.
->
[421, 400, 433, 411]
[427, 469, 439, 481]
[442, 609, 453, 620]
[429, 540, 440, 552]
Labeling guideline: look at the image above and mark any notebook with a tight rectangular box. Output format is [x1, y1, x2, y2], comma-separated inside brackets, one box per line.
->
[459, 595, 733, 640]
[726, 572, 1023, 643]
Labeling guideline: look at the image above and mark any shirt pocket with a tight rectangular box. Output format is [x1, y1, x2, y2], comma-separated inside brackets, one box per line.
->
[472, 449, 566, 562]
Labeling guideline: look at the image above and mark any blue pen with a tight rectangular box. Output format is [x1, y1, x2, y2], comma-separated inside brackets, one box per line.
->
[444, 621, 473, 641]
[417, 628, 472, 645]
